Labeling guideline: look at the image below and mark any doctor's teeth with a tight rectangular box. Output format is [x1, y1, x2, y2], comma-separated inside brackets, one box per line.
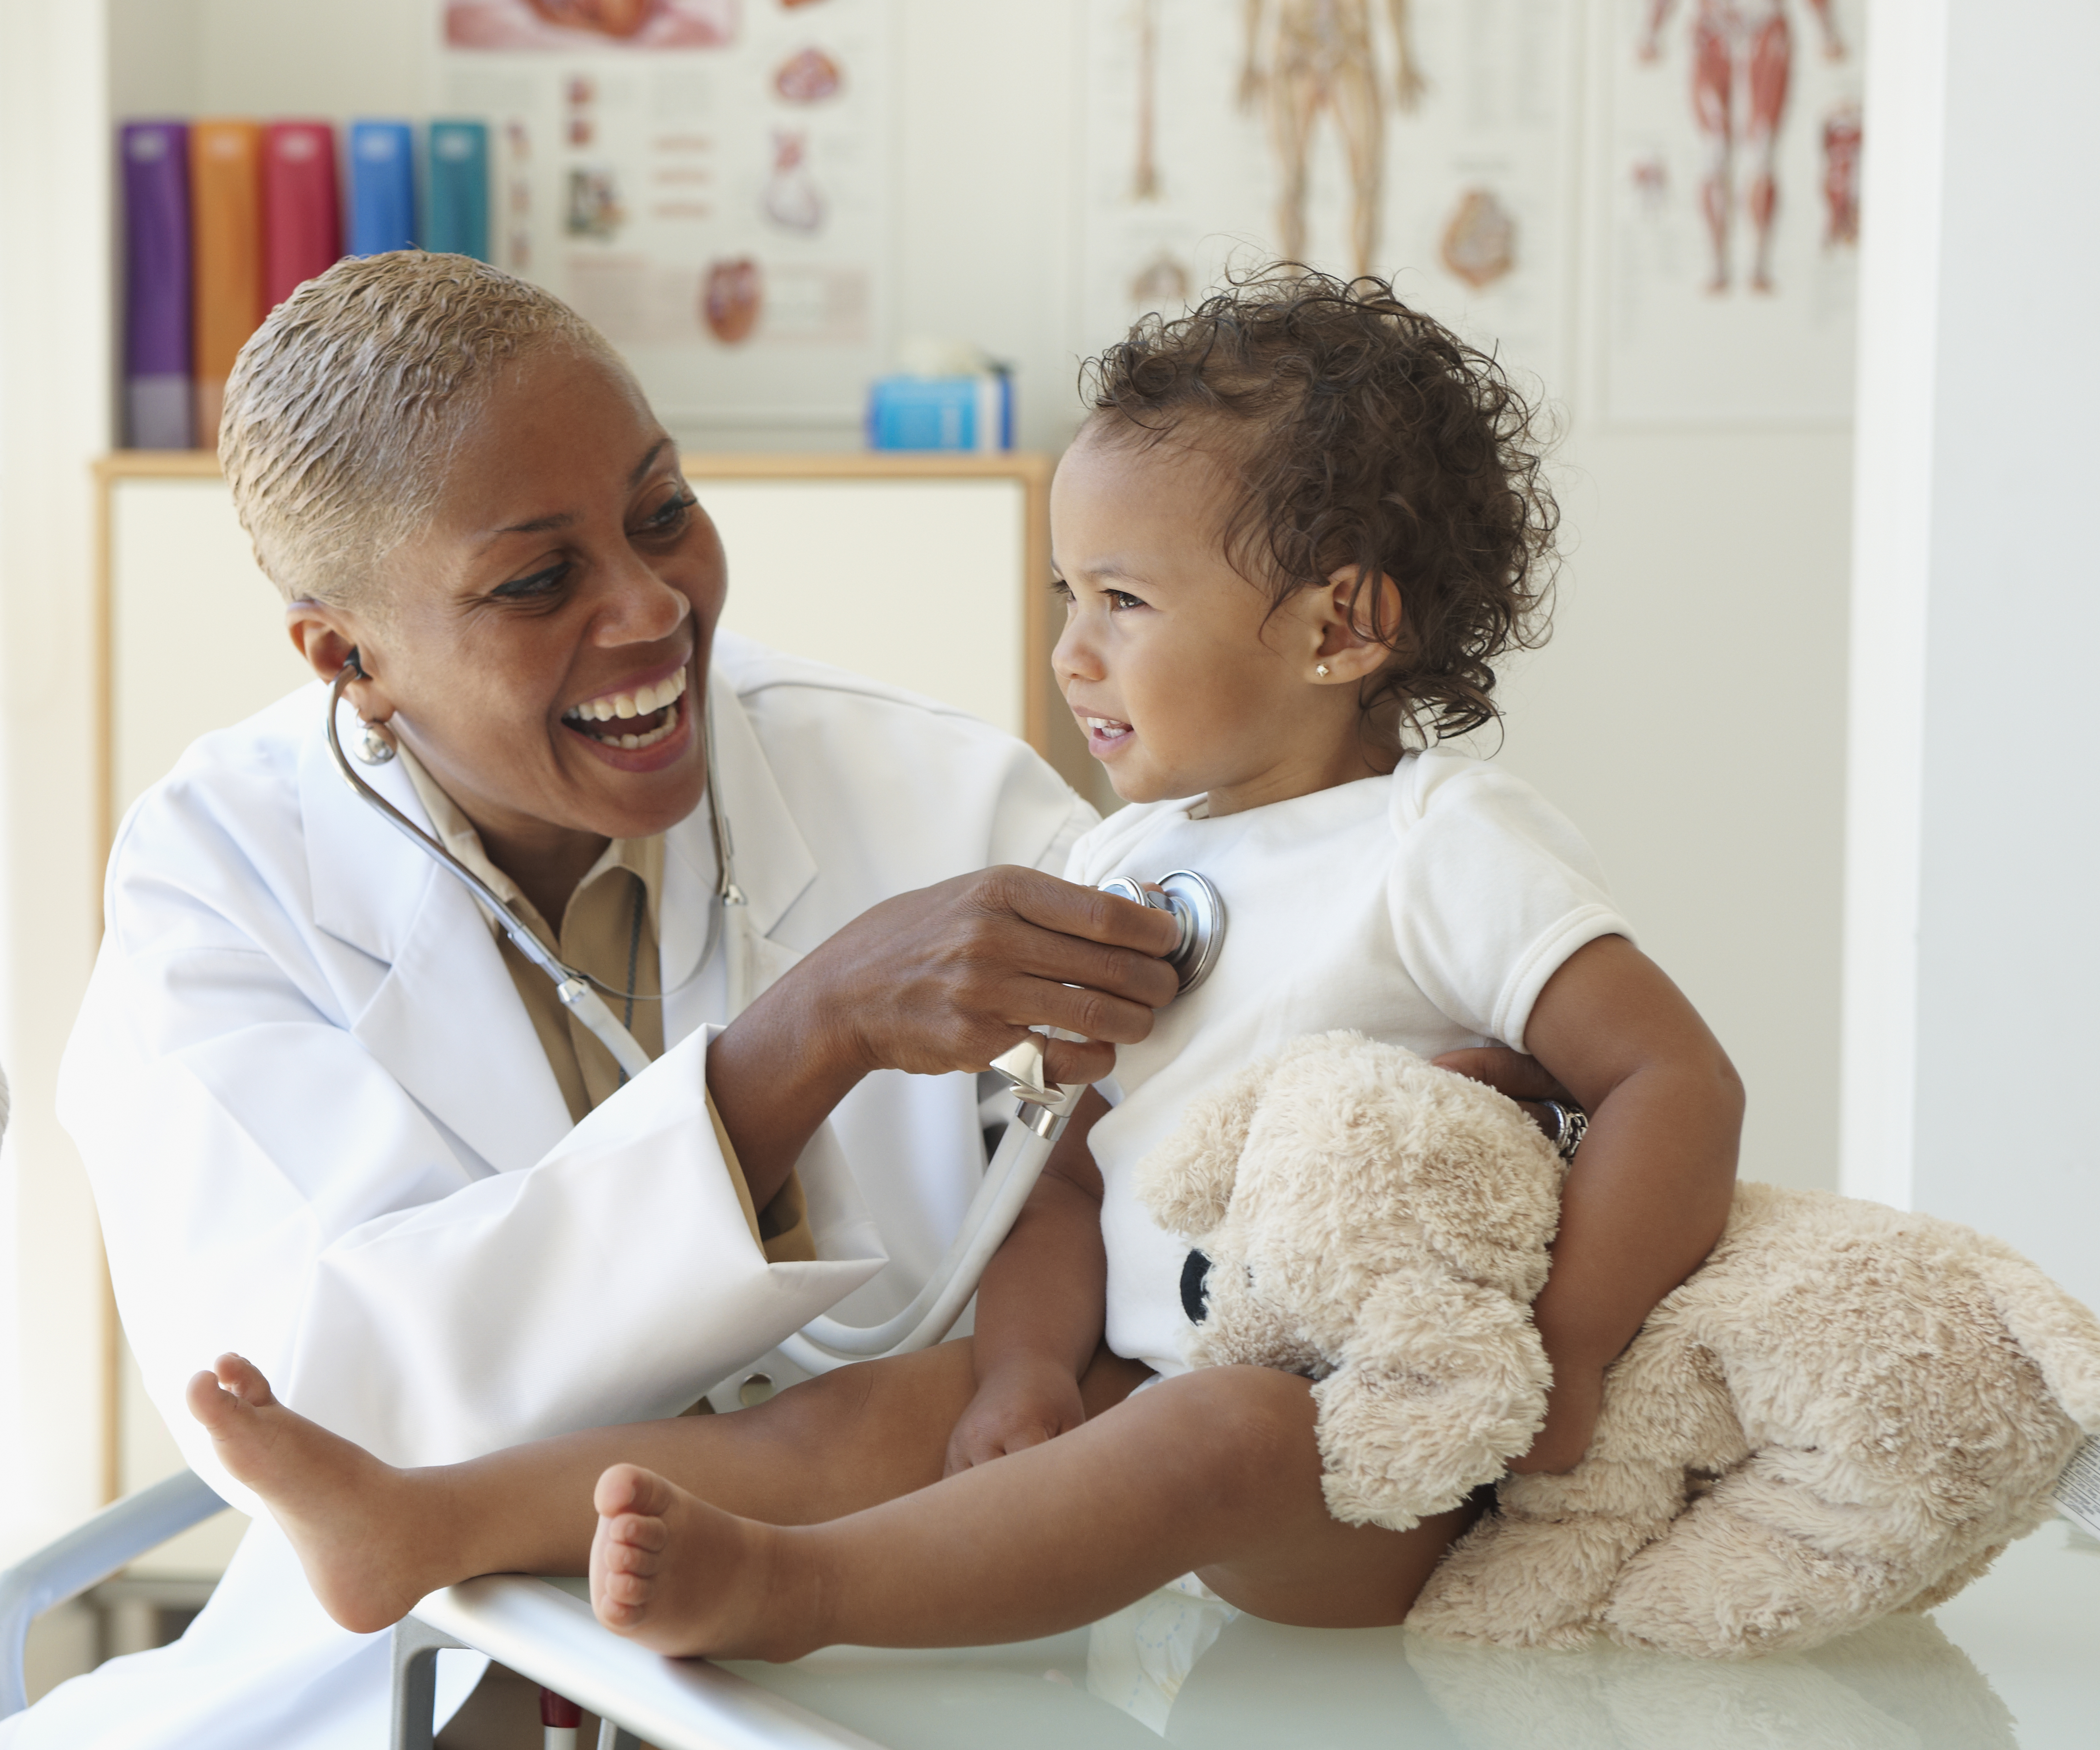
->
[562, 667, 689, 723]
[596, 700, 681, 750]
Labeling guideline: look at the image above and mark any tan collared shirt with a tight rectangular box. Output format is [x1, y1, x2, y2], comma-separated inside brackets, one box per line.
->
[399, 748, 811, 1263]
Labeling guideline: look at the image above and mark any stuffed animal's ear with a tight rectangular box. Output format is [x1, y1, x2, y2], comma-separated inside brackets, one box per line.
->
[1134, 1055, 1277, 1237]
[1313, 1268, 1552, 1532]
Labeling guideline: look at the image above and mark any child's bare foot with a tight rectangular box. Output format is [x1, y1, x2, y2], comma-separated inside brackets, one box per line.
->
[186, 1354, 445, 1634]
[590, 1464, 818, 1662]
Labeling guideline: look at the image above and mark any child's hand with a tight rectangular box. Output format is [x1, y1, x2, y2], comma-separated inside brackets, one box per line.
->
[943, 1355, 1087, 1476]
[1507, 1364, 1603, 1475]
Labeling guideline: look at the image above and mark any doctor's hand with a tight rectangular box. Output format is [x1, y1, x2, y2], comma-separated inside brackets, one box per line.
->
[707, 868, 1181, 1210]
[805, 865, 1184, 1087]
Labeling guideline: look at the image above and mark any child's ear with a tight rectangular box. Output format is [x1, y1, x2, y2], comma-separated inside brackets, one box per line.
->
[1309, 567, 1404, 684]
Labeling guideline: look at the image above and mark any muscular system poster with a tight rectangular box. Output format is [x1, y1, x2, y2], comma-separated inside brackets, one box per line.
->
[1600, 0, 1862, 423]
[1080, 0, 1581, 395]
[439, 0, 892, 443]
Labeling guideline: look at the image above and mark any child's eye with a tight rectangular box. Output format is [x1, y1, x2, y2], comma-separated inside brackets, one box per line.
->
[1108, 589, 1148, 611]
[1050, 577, 1074, 601]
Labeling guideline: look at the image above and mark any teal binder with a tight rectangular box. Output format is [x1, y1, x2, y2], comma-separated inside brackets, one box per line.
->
[426, 121, 490, 261]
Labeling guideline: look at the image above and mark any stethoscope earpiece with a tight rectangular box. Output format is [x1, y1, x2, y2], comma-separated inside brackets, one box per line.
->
[338, 652, 397, 766]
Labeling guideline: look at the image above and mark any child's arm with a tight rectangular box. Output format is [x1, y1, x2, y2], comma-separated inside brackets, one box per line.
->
[943, 1089, 1114, 1475]
[1499, 933, 1744, 1474]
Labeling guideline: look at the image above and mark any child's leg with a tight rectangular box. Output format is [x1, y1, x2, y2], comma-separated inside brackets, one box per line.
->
[593, 1365, 1475, 1662]
[188, 1343, 1000, 1633]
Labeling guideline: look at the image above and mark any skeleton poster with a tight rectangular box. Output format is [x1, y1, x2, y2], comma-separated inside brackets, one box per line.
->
[439, 0, 892, 438]
[1081, 0, 1581, 392]
[1601, 0, 1862, 422]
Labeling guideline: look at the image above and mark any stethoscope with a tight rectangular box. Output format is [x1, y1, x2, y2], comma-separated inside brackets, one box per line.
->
[325, 657, 1226, 1372]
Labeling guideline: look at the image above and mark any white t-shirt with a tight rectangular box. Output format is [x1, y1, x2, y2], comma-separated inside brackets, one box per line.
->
[1064, 748, 1630, 1379]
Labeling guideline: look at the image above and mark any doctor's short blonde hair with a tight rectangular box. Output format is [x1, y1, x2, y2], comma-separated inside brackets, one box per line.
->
[219, 251, 628, 608]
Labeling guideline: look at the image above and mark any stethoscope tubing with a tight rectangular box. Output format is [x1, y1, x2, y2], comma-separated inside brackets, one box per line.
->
[323, 661, 1076, 1369]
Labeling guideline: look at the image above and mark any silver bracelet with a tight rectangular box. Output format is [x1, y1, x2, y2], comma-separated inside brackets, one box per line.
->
[1539, 1098, 1588, 1161]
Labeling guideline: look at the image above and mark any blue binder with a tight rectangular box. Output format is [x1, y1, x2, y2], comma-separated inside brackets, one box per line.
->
[426, 121, 490, 261]
[348, 121, 416, 255]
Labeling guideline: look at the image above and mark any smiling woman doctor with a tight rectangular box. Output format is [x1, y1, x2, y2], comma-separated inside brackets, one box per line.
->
[18, 254, 1183, 1749]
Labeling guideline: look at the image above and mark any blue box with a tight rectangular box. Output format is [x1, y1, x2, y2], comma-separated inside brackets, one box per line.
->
[866, 373, 1013, 452]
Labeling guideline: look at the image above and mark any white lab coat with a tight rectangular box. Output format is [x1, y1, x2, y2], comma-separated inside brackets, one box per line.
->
[11, 632, 1092, 1749]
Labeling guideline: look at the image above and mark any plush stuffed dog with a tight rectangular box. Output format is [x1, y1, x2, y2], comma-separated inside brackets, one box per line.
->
[1135, 1030, 2100, 1658]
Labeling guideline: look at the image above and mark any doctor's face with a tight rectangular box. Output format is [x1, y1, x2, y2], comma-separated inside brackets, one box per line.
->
[310, 349, 723, 851]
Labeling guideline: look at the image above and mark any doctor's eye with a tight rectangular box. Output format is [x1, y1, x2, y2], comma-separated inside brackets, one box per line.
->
[490, 562, 572, 601]
[633, 493, 698, 539]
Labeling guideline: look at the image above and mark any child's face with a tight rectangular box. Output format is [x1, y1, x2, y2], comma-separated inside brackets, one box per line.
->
[1050, 428, 1385, 816]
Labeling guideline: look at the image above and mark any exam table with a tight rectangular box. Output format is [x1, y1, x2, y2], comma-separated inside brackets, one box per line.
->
[8, 1469, 2100, 1748]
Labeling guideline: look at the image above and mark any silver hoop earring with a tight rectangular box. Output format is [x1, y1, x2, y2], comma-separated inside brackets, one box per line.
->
[1315, 663, 1332, 679]
[352, 717, 398, 766]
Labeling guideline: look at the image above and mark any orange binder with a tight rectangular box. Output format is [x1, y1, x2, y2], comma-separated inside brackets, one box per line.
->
[190, 120, 264, 449]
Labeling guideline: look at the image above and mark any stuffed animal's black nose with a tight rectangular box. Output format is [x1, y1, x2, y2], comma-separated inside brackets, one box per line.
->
[1180, 1248, 1212, 1324]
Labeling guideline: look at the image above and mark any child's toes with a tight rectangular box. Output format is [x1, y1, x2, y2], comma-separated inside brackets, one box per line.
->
[600, 1568, 654, 1608]
[594, 1462, 675, 1520]
[602, 1520, 666, 1572]
[184, 1370, 238, 1430]
[213, 1353, 274, 1405]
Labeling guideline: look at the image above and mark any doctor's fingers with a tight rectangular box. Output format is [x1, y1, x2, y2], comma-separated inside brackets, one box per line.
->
[966, 868, 1184, 964]
[1006, 969, 1166, 1049]
[1037, 1035, 1118, 1087]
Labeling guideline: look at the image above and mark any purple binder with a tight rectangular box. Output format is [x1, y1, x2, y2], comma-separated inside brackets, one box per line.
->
[122, 121, 193, 449]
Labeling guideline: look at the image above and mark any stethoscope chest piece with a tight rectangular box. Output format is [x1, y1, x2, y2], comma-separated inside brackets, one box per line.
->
[1099, 868, 1226, 994]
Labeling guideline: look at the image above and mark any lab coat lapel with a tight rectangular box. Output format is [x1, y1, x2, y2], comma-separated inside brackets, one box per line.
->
[661, 670, 817, 1045]
[299, 701, 574, 1175]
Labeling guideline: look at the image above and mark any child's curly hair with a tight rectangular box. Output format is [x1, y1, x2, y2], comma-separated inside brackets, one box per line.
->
[1079, 268, 1558, 744]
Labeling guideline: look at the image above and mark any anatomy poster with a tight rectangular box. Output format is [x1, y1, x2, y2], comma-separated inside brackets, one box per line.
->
[1600, 0, 1862, 422]
[1081, 0, 1581, 393]
[440, 0, 891, 438]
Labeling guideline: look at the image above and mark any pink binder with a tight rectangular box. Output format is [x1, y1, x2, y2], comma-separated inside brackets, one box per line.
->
[263, 122, 342, 308]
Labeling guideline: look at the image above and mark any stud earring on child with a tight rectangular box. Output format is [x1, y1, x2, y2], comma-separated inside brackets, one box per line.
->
[1315, 663, 1332, 678]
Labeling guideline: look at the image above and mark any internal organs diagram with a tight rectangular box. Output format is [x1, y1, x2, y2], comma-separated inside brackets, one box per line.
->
[1640, 0, 1846, 294]
[775, 47, 842, 103]
[704, 257, 762, 343]
[1239, 0, 1423, 275]
[763, 131, 825, 233]
[1440, 188, 1516, 289]
[525, 0, 656, 36]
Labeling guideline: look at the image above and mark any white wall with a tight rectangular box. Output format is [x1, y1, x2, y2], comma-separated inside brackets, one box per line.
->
[1501, 426, 1853, 1194]
[0, 0, 1858, 1564]
[1843, 0, 2100, 1305]
[0, 0, 117, 1560]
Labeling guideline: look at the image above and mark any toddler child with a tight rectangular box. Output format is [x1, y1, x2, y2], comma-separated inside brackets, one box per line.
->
[189, 270, 1742, 1660]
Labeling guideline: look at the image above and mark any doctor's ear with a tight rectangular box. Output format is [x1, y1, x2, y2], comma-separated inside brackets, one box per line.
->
[1307, 567, 1405, 686]
[287, 606, 393, 718]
